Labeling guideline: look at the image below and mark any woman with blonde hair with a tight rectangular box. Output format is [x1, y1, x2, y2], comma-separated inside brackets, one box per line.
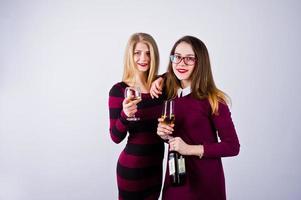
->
[108, 33, 165, 199]
[155, 35, 240, 199]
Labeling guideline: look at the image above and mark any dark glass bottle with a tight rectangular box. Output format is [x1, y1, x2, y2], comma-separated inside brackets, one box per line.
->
[168, 150, 186, 186]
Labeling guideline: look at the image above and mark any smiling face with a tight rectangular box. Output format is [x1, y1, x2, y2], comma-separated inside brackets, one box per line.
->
[172, 42, 196, 87]
[133, 42, 150, 72]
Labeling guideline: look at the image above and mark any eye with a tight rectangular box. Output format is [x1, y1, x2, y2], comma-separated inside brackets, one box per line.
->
[175, 55, 182, 60]
[187, 57, 195, 61]
[134, 51, 141, 55]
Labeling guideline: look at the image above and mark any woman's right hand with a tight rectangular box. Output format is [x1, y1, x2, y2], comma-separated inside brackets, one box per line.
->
[150, 77, 163, 99]
[157, 118, 174, 140]
[122, 97, 141, 117]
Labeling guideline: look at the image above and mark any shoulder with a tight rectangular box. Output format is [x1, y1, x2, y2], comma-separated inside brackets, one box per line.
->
[109, 82, 128, 97]
[217, 101, 231, 115]
[178, 96, 210, 115]
[189, 95, 211, 109]
[196, 97, 230, 115]
[212, 100, 231, 118]
[198, 97, 212, 115]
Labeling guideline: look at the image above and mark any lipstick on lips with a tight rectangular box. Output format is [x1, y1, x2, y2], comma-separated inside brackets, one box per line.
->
[138, 63, 148, 68]
[176, 68, 189, 74]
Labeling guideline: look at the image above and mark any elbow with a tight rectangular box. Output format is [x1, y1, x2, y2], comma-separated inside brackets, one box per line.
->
[224, 141, 240, 157]
[109, 128, 123, 144]
[109, 126, 126, 144]
[112, 139, 122, 144]
[110, 134, 122, 144]
[231, 143, 240, 156]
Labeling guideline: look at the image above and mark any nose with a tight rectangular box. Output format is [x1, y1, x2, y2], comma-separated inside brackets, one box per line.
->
[178, 58, 186, 66]
[140, 52, 148, 61]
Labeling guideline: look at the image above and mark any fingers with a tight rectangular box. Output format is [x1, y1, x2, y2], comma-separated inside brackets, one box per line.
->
[160, 135, 173, 141]
[150, 87, 155, 99]
[131, 98, 141, 105]
[169, 137, 176, 151]
[155, 78, 163, 91]
[150, 87, 160, 99]
[123, 107, 137, 117]
[123, 100, 136, 110]
[154, 82, 162, 93]
[153, 89, 162, 99]
[169, 137, 180, 151]
[150, 77, 163, 99]
[122, 97, 131, 105]
[169, 143, 177, 151]
[150, 83, 156, 99]
[158, 118, 175, 128]
[122, 97, 140, 117]
[169, 137, 187, 153]
[158, 118, 164, 122]
[157, 124, 174, 135]
[123, 97, 141, 108]
[155, 79, 163, 91]
[150, 91, 158, 99]
[157, 120, 174, 140]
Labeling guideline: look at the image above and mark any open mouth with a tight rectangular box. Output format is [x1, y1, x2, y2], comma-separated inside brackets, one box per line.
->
[138, 63, 148, 68]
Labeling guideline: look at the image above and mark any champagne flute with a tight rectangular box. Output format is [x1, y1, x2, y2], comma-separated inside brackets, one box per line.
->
[161, 99, 175, 141]
[161, 100, 175, 129]
[161, 100, 175, 140]
[124, 86, 141, 121]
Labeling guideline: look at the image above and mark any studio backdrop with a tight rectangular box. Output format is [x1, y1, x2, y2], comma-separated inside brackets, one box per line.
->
[1, 0, 300, 199]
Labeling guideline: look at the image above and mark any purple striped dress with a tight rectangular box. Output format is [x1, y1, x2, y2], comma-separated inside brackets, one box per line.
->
[108, 82, 165, 200]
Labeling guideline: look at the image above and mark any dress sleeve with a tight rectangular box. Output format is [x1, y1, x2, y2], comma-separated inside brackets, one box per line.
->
[108, 83, 129, 144]
[154, 73, 167, 79]
[203, 102, 240, 158]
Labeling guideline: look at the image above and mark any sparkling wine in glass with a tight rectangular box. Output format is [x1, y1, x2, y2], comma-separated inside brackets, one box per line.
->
[124, 87, 141, 121]
[161, 100, 175, 126]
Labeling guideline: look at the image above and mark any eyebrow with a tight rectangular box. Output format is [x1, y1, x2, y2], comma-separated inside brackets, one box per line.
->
[134, 50, 150, 53]
[174, 52, 195, 57]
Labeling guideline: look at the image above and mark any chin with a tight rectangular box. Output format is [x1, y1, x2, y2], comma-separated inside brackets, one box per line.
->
[138, 67, 149, 72]
[175, 74, 189, 81]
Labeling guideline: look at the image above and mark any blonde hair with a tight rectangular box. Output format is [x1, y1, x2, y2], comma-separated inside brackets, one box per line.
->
[165, 36, 230, 115]
[122, 33, 160, 89]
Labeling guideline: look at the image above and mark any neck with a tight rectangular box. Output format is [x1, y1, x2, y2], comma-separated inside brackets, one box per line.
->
[128, 72, 149, 93]
[181, 80, 191, 89]
[135, 72, 147, 85]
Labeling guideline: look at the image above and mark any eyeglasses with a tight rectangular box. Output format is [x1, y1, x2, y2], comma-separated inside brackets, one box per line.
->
[170, 55, 196, 65]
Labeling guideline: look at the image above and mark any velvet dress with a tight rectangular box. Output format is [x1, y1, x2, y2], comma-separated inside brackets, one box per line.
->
[162, 94, 240, 200]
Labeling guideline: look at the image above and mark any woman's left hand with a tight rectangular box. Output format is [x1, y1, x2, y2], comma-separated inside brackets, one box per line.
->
[168, 137, 190, 155]
[150, 77, 163, 99]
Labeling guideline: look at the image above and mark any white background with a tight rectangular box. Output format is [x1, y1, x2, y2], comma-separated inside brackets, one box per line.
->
[1, 0, 300, 199]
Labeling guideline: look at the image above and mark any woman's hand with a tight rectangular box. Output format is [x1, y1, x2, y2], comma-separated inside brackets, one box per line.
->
[168, 137, 190, 155]
[122, 96, 141, 117]
[169, 137, 204, 157]
[150, 77, 163, 98]
[157, 118, 174, 140]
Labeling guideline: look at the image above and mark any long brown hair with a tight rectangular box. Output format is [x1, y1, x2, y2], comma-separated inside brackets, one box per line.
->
[165, 36, 230, 114]
[122, 33, 160, 89]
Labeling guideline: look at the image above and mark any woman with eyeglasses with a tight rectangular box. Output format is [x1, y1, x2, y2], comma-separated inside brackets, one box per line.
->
[154, 36, 240, 200]
[108, 33, 165, 200]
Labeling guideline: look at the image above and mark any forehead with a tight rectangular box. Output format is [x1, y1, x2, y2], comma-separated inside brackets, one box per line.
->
[174, 42, 194, 55]
[134, 42, 149, 51]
